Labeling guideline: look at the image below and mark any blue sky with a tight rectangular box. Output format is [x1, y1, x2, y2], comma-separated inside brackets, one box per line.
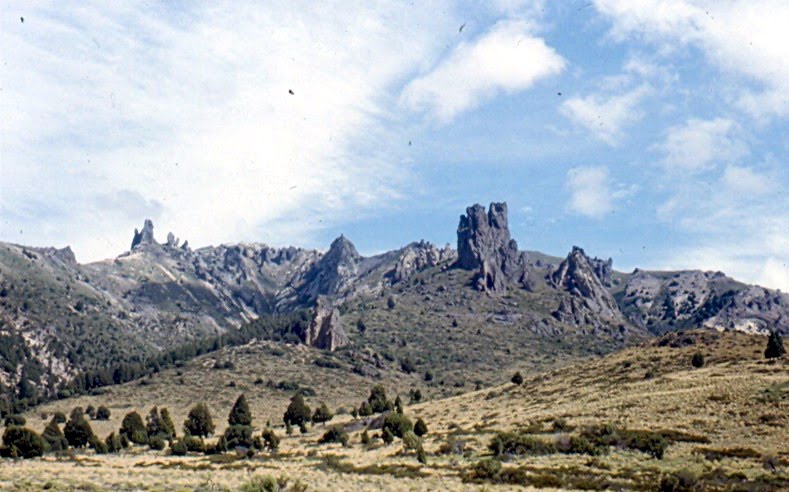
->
[1, 1, 787, 291]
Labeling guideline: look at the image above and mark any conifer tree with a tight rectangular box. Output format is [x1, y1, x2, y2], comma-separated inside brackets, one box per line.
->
[283, 393, 311, 427]
[42, 418, 68, 452]
[228, 394, 252, 426]
[312, 403, 333, 426]
[64, 410, 94, 448]
[765, 331, 786, 359]
[183, 403, 215, 438]
[120, 411, 148, 445]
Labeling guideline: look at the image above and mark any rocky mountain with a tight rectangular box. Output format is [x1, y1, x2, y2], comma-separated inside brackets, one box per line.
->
[1, 201, 786, 408]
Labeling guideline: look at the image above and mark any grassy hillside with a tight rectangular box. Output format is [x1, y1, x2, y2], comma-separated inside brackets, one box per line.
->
[3, 330, 785, 491]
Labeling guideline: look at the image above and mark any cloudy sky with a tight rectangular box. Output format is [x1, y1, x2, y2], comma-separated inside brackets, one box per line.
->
[1, 1, 787, 291]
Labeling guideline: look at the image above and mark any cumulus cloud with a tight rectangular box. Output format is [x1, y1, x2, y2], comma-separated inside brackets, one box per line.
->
[656, 118, 746, 173]
[560, 84, 650, 145]
[0, 1, 457, 261]
[593, 0, 789, 119]
[400, 20, 565, 123]
[566, 166, 614, 218]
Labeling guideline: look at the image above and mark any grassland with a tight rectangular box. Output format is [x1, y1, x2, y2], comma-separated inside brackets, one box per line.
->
[1, 329, 785, 491]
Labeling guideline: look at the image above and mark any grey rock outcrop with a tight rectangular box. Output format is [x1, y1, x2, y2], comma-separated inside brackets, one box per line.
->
[298, 297, 348, 351]
[298, 235, 361, 303]
[391, 241, 456, 283]
[550, 246, 627, 329]
[131, 219, 156, 250]
[456, 202, 527, 292]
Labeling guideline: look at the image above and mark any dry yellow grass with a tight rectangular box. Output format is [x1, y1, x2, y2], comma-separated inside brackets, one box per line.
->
[3, 330, 787, 491]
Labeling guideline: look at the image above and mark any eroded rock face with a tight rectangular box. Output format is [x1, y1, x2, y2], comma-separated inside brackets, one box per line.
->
[456, 202, 527, 292]
[299, 297, 348, 351]
[131, 219, 156, 250]
[391, 241, 456, 283]
[551, 246, 627, 329]
[298, 235, 361, 303]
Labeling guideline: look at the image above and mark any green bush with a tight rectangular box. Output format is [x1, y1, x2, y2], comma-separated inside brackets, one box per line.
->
[691, 353, 704, 368]
[42, 418, 68, 452]
[312, 402, 333, 426]
[105, 432, 123, 453]
[511, 372, 524, 385]
[228, 394, 252, 426]
[95, 406, 111, 420]
[382, 413, 413, 439]
[360, 430, 370, 445]
[53, 412, 67, 424]
[283, 394, 311, 427]
[1, 426, 46, 458]
[184, 403, 215, 438]
[183, 435, 205, 453]
[489, 431, 556, 456]
[239, 475, 282, 492]
[658, 469, 700, 491]
[170, 438, 188, 456]
[367, 385, 392, 414]
[414, 418, 428, 437]
[4, 415, 25, 427]
[261, 428, 280, 452]
[220, 425, 254, 451]
[402, 431, 421, 451]
[472, 459, 502, 480]
[382, 427, 394, 444]
[64, 413, 94, 448]
[120, 411, 148, 445]
[149, 436, 166, 450]
[318, 426, 348, 446]
[765, 331, 785, 359]
[89, 435, 108, 454]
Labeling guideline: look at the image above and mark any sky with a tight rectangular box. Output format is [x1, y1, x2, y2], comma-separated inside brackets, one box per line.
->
[1, 1, 787, 291]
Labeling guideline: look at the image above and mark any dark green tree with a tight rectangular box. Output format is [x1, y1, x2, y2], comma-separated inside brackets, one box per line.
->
[358, 401, 373, 417]
[765, 331, 786, 359]
[691, 352, 704, 368]
[228, 394, 252, 426]
[414, 418, 428, 437]
[120, 411, 148, 445]
[367, 385, 391, 413]
[1, 426, 46, 458]
[260, 428, 280, 452]
[105, 432, 123, 453]
[184, 403, 215, 437]
[312, 402, 333, 426]
[382, 413, 413, 439]
[42, 418, 68, 452]
[160, 408, 176, 440]
[394, 395, 404, 414]
[382, 427, 394, 444]
[4, 414, 25, 427]
[511, 372, 524, 385]
[64, 411, 94, 448]
[96, 406, 111, 420]
[283, 393, 311, 427]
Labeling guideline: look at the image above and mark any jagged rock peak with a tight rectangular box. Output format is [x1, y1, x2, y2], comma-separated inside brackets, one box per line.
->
[456, 202, 527, 292]
[326, 234, 360, 263]
[391, 241, 457, 283]
[299, 297, 348, 351]
[131, 219, 156, 250]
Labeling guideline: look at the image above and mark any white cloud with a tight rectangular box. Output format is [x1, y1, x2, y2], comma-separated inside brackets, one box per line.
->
[656, 118, 746, 173]
[593, 0, 789, 119]
[566, 166, 614, 218]
[721, 165, 772, 195]
[560, 84, 650, 145]
[0, 1, 457, 261]
[400, 20, 565, 123]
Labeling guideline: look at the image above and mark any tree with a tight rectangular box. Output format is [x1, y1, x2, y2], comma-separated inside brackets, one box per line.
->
[367, 385, 391, 414]
[312, 403, 333, 426]
[53, 412, 67, 424]
[184, 403, 215, 438]
[691, 352, 704, 368]
[1, 426, 46, 458]
[64, 411, 94, 448]
[4, 414, 25, 427]
[414, 418, 428, 437]
[318, 426, 348, 446]
[283, 394, 311, 427]
[228, 394, 252, 426]
[511, 372, 524, 385]
[96, 406, 111, 421]
[382, 413, 413, 439]
[387, 296, 396, 309]
[160, 408, 176, 439]
[85, 405, 96, 419]
[42, 418, 68, 452]
[358, 401, 373, 417]
[765, 331, 786, 359]
[120, 411, 148, 445]
[105, 432, 123, 453]
[260, 428, 279, 452]
[394, 396, 404, 414]
[382, 427, 394, 445]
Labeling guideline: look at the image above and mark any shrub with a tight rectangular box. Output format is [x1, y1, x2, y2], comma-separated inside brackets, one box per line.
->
[184, 403, 215, 437]
[511, 372, 524, 385]
[416, 445, 427, 464]
[319, 426, 348, 446]
[183, 435, 205, 453]
[402, 431, 421, 451]
[220, 425, 254, 451]
[312, 403, 333, 426]
[313, 357, 341, 369]
[89, 435, 108, 454]
[409, 389, 423, 404]
[489, 431, 556, 456]
[438, 435, 466, 455]
[4, 414, 25, 426]
[283, 394, 311, 427]
[42, 418, 68, 452]
[691, 353, 705, 368]
[424, 370, 434, 382]
[358, 401, 373, 417]
[170, 438, 188, 456]
[387, 296, 396, 309]
[239, 475, 281, 492]
[400, 358, 416, 374]
[472, 459, 502, 480]
[382, 413, 413, 439]
[95, 406, 111, 420]
[105, 432, 123, 453]
[53, 412, 67, 424]
[64, 412, 94, 448]
[552, 418, 570, 432]
[765, 331, 786, 359]
[120, 411, 147, 445]
[2, 426, 46, 458]
[149, 436, 166, 450]
[382, 427, 394, 445]
[367, 385, 392, 413]
[556, 435, 599, 456]
[414, 417, 428, 436]
[261, 428, 280, 452]
[658, 469, 699, 491]
[360, 430, 370, 444]
[85, 405, 96, 419]
[394, 396, 404, 414]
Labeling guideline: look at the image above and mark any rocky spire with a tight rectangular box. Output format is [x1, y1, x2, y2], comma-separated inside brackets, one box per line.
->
[297, 234, 361, 303]
[456, 202, 527, 292]
[131, 219, 156, 250]
[298, 297, 348, 351]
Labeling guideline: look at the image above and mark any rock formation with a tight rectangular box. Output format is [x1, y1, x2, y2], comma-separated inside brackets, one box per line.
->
[391, 241, 456, 283]
[298, 235, 361, 303]
[456, 202, 527, 292]
[298, 297, 348, 351]
[550, 246, 627, 329]
[131, 219, 156, 250]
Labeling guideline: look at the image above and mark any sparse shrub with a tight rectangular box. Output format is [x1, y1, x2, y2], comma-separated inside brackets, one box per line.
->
[148, 436, 166, 450]
[438, 435, 466, 455]
[261, 428, 279, 452]
[53, 412, 66, 424]
[298, 422, 308, 434]
[367, 385, 392, 413]
[64, 411, 94, 448]
[556, 435, 599, 456]
[387, 296, 396, 309]
[42, 418, 68, 452]
[2, 426, 46, 458]
[552, 418, 570, 432]
[416, 445, 427, 464]
[414, 418, 428, 437]
[254, 377, 265, 385]
[691, 352, 705, 368]
[472, 459, 502, 480]
[95, 406, 111, 420]
[183, 435, 205, 453]
[85, 405, 96, 419]
[170, 438, 188, 456]
[400, 358, 416, 374]
[239, 475, 281, 492]
[184, 403, 215, 438]
[89, 434, 108, 454]
[358, 401, 373, 417]
[360, 429, 370, 445]
[146, 407, 175, 442]
[409, 388, 423, 404]
[283, 394, 311, 427]
[511, 372, 524, 385]
[382, 427, 394, 445]
[402, 431, 421, 451]
[313, 357, 341, 369]
[659, 469, 700, 491]
[382, 413, 413, 439]
[424, 370, 433, 382]
[319, 426, 348, 446]
[765, 331, 786, 359]
[394, 396, 404, 414]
